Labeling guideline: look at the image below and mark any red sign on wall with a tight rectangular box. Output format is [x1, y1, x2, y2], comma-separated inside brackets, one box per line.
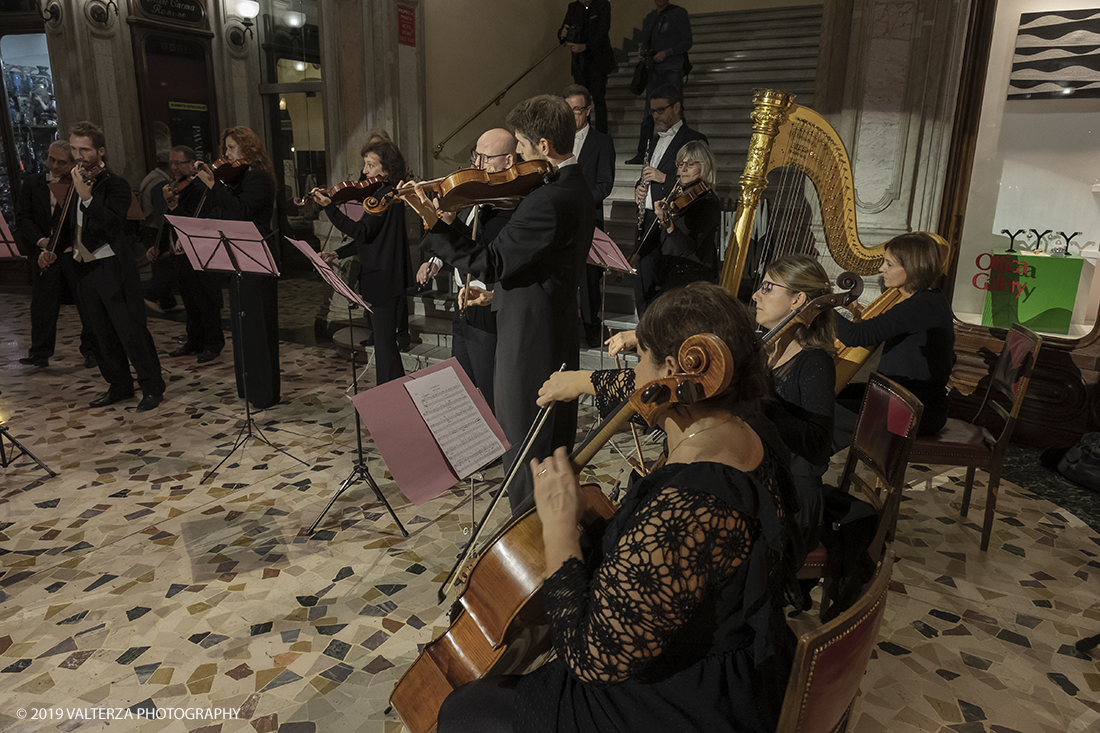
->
[398, 6, 416, 47]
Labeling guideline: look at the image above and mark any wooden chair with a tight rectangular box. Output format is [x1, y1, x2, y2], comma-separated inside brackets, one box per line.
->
[777, 552, 896, 733]
[907, 324, 1043, 551]
[798, 374, 922, 616]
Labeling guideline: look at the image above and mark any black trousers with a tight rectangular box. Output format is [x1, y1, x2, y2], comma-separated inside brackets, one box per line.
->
[579, 262, 604, 329]
[142, 252, 178, 308]
[29, 251, 97, 360]
[369, 293, 406, 385]
[77, 256, 165, 397]
[574, 58, 609, 134]
[228, 273, 280, 408]
[452, 305, 497, 412]
[177, 257, 225, 353]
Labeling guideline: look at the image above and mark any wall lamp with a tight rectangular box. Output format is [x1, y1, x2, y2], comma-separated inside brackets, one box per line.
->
[229, 0, 260, 48]
[88, 0, 119, 27]
[40, 1, 61, 23]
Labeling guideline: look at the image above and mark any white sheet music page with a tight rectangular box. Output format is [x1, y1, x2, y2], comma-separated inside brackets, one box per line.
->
[404, 366, 504, 478]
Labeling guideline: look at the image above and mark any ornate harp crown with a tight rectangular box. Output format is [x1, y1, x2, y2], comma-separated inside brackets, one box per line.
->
[718, 88, 885, 295]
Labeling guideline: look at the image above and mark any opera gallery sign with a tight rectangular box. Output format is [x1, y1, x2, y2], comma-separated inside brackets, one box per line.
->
[138, 0, 205, 27]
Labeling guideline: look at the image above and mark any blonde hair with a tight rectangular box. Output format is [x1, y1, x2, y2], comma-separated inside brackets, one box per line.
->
[765, 254, 836, 354]
[675, 140, 716, 186]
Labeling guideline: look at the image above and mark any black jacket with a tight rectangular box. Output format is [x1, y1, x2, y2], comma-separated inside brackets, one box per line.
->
[559, 0, 615, 76]
[576, 127, 615, 228]
[14, 171, 73, 255]
[641, 123, 708, 204]
[74, 170, 132, 256]
[329, 183, 412, 303]
[641, 3, 692, 72]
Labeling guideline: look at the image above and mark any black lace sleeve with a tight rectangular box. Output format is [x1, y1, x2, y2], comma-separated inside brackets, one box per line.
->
[590, 368, 635, 419]
[543, 486, 753, 686]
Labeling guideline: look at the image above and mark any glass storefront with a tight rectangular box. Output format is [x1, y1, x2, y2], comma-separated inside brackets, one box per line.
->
[0, 32, 58, 224]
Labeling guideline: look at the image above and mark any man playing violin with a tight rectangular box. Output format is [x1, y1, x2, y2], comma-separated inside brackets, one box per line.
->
[65, 121, 166, 412]
[417, 128, 518, 412]
[408, 95, 596, 514]
[16, 140, 99, 369]
[152, 146, 225, 364]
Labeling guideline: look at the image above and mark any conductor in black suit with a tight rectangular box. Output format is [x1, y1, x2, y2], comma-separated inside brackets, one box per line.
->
[564, 84, 615, 348]
[413, 95, 596, 514]
[16, 140, 98, 369]
[633, 84, 707, 316]
[558, 0, 615, 133]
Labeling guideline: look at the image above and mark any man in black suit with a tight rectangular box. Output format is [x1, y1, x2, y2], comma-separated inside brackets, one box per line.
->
[59, 121, 165, 412]
[412, 95, 595, 513]
[564, 84, 615, 348]
[417, 128, 519, 412]
[558, 0, 615, 133]
[16, 140, 98, 368]
[632, 84, 707, 316]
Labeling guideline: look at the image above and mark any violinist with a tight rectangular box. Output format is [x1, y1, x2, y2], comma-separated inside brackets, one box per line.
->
[16, 140, 98, 370]
[752, 254, 837, 549]
[315, 140, 413, 384]
[156, 146, 224, 364]
[417, 128, 520, 411]
[407, 95, 596, 514]
[67, 121, 166, 412]
[438, 283, 805, 733]
[193, 126, 280, 408]
[647, 140, 721, 294]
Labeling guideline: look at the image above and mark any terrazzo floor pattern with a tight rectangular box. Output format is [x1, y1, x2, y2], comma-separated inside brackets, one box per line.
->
[1, 291, 1099, 733]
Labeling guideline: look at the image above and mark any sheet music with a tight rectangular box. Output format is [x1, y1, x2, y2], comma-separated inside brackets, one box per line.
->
[404, 366, 504, 478]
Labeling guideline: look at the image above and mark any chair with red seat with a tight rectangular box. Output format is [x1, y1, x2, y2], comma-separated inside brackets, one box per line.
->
[798, 373, 922, 619]
[777, 552, 897, 733]
[907, 323, 1042, 551]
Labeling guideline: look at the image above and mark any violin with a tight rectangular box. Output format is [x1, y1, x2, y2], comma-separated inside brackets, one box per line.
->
[294, 176, 385, 207]
[645, 179, 711, 241]
[41, 163, 105, 270]
[389, 333, 734, 733]
[761, 271, 863, 365]
[196, 157, 250, 186]
[78, 161, 106, 186]
[363, 159, 553, 215]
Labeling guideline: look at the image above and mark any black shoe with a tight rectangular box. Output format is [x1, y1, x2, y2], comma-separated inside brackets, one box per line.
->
[196, 350, 219, 363]
[359, 334, 375, 347]
[625, 153, 645, 165]
[135, 393, 162, 412]
[399, 339, 412, 353]
[90, 389, 134, 408]
[19, 356, 48, 367]
[584, 323, 603, 349]
[169, 344, 202, 357]
[83, 355, 97, 369]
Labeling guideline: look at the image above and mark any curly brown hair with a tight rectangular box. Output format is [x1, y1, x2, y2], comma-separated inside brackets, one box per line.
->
[220, 126, 274, 177]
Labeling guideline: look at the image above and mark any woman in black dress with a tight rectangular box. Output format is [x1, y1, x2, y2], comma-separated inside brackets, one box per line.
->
[751, 254, 836, 550]
[314, 140, 412, 385]
[833, 231, 954, 448]
[439, 282, 804, 733]
[652, 139, 722, 293]
[193, 126, 279, 409]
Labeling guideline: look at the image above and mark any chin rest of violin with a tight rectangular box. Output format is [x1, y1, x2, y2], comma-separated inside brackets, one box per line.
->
[641, 383, 670, 404]
[675, 380, 701, 405]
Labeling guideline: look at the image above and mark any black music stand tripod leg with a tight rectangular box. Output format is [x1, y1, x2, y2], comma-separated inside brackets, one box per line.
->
[0, 424, 58, 478]
[307, 300, 407, 536]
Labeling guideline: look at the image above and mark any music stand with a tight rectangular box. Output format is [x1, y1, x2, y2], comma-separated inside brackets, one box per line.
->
[588, 227, 636, 368]
[0, 209, 22, 259]
[284, 237, 407, 535]
[1, 423, 57, 478]
[165, 215, 308, 484]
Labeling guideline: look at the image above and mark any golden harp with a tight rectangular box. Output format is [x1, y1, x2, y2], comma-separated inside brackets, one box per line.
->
[719, 89, 950, 391]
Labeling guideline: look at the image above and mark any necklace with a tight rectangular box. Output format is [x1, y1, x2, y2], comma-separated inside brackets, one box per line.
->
[667, 415, 735, 458]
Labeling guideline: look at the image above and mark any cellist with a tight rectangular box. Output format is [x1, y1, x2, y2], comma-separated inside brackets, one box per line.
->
[437, 282, 805, 733]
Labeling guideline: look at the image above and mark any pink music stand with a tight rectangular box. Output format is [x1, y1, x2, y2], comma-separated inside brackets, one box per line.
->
[587, 227, 634, 274]
[0, 209, 21, 259]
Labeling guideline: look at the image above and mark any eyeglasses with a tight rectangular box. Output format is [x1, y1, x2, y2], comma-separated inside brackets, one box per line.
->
[650, 103, 673, 116]
[473, 152, 508, 165]
[757, 280, 798, 295]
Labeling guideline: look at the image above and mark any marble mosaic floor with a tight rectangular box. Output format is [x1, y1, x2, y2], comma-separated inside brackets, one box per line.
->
[1, 287, 1099, 733]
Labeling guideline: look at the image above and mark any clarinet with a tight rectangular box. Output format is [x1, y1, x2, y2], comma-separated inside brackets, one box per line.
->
[635, 136, 653, 245]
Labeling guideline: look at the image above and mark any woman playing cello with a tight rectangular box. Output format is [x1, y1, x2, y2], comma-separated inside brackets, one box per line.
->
[438, 282, 805, 733]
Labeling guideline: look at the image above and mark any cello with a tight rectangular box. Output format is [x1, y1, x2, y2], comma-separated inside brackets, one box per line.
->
[388, 333, 734, 733]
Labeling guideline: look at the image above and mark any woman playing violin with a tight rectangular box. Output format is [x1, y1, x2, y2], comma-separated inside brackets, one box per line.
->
[438, 282, 805, 733]
[315, 140, 413, 384]
[646, 140, 722, 295]
[752, 254, 837, 550]
[193, 126, 280, 407]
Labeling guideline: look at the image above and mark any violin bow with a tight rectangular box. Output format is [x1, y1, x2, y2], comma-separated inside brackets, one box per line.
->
[613, 336, 648, 478]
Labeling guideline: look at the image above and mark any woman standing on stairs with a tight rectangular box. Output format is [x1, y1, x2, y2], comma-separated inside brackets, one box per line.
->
[314, 140, 413, 385]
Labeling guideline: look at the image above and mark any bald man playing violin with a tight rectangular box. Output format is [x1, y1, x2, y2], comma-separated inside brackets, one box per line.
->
[409, 95, 596, 515]
[416, 127, 517, 412]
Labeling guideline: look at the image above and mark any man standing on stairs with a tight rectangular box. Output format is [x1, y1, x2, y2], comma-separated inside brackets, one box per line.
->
[558, 0, 615, 133]
[633, 84, 707, 316]
[626, 0, 693, 166]
[564, 84, 616, 348]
